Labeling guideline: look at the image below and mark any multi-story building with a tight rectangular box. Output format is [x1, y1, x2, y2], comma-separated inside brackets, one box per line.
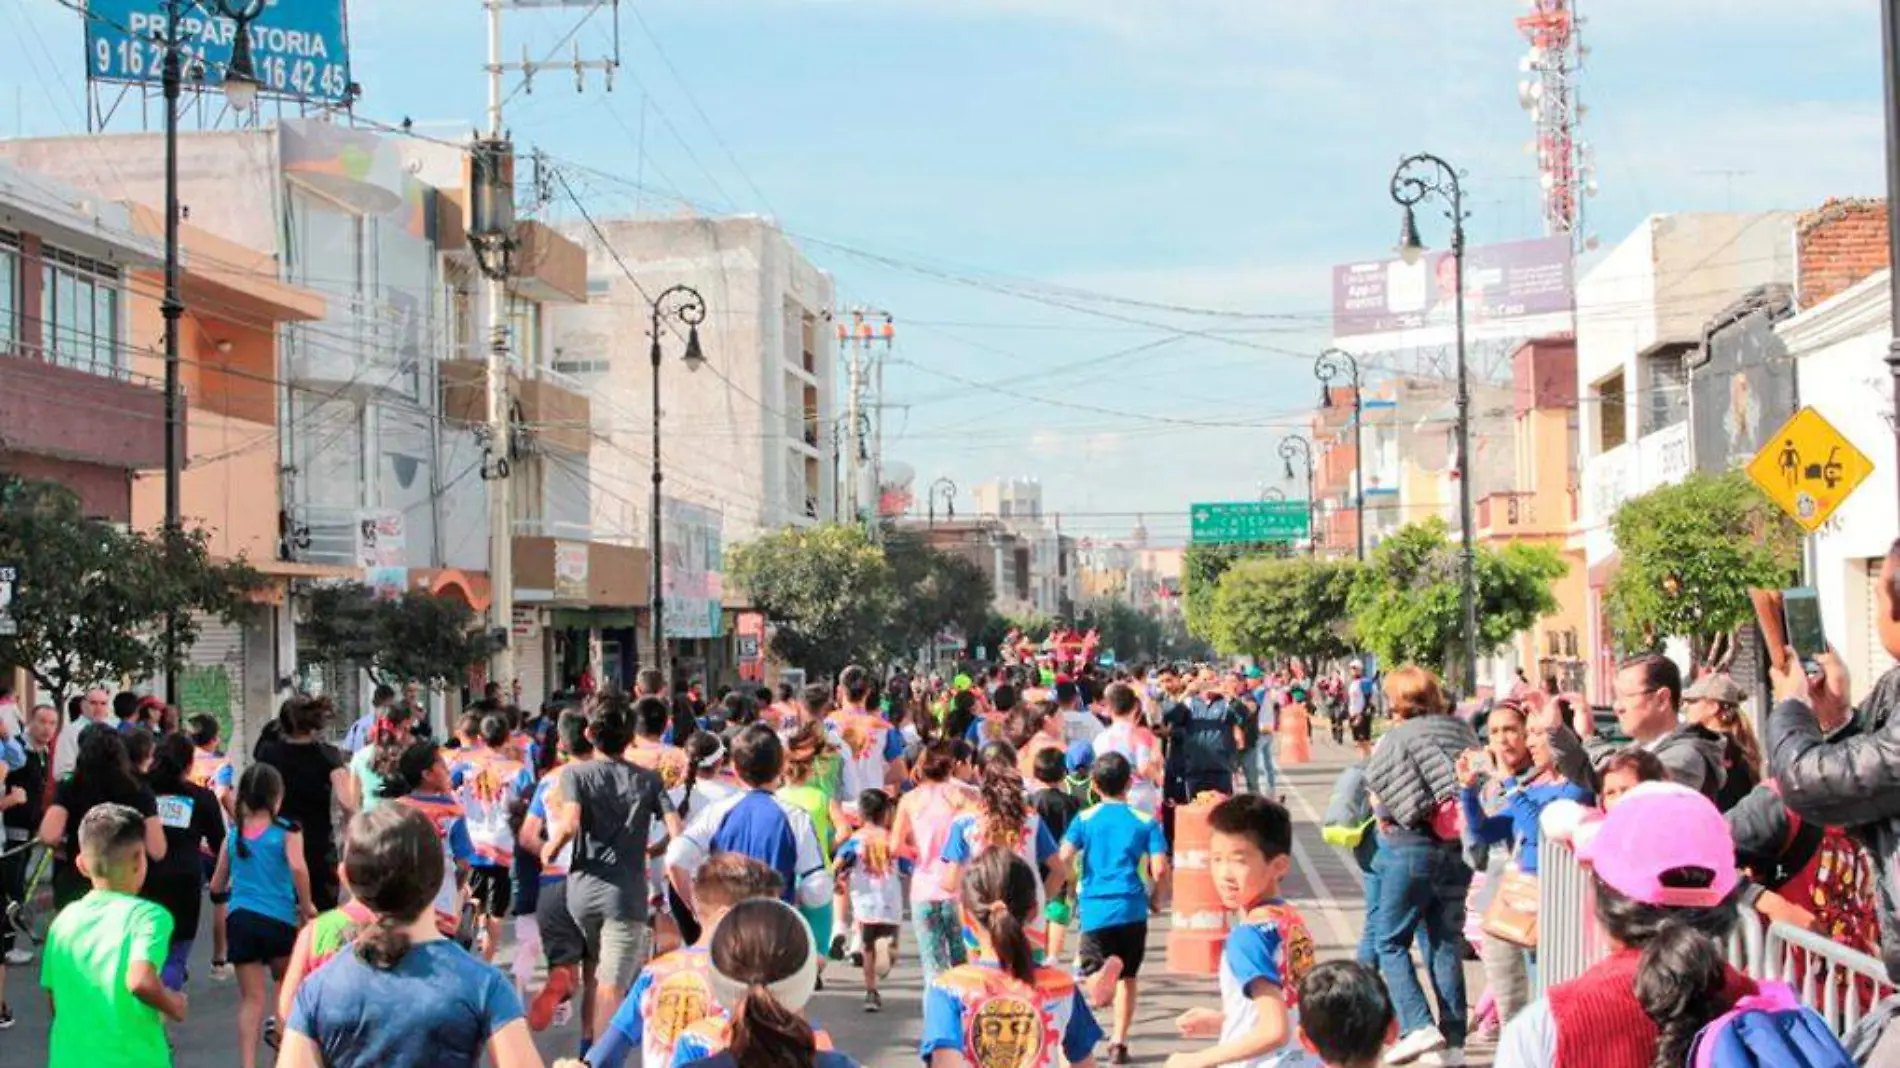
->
[1574, 212, 1797, 699]
[913, 518, 1037, 619]
[971, 477, 1069, 616]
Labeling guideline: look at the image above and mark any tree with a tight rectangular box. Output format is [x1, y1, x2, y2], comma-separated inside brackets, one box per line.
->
[1184, 543, 1290, 641]
[882, 532, 994, 661]
[1605, 471, 1799, 655]
[1348, 519, 1567, 690]
[1209, 557, 1362, 664]
[298, 582, 488, 687]
[0, 476, 261, 704]
[727, 524, 894, 679]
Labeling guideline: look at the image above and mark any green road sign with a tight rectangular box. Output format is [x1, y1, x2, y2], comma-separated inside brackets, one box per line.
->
[1189, 501, 1310, 544]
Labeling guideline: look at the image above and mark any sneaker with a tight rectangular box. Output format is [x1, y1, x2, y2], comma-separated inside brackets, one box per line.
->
[864, 991, 882, 1013]
[828, 934, 847, 961]
[849, 947, 864, 967]
[263, 1016, 282, 1050]
[1385, 1027, 1448, 1066]
[528, 964, 578, 1032]
[208, 960, 232, 982]
[552, 998, 573, 1028]
[1107, 1042, 1130, 1065]
[1419, 1050, 1466, 1068]
[0, 1003, 13, 1030]
[4, 948, 32, 966]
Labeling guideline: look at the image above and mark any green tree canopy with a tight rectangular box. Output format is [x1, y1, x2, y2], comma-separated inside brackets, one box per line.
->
[297, 582, 488, 687]
[0, 475, 262, 704]
[1209, 557, 1362, 663]
[1348, 518, 1568, 690]
[727, 524, 897, 679]
[882, 532, 995, 661]
[1183, 542, 1291, 641]
[1605, 470, 1799, 654]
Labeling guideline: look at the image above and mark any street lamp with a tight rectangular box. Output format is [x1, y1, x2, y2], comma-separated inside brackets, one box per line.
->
[648, 284, 707, 686]
[1316, 348, 1366, 561]
[1278, 435, 1316, 558]
[929, 477, 957, 527]
[159, 0, 266, 705]
[1391, 151, 1477, 693]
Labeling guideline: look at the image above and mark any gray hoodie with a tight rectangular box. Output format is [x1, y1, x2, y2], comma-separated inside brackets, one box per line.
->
[1547, 720, 1728, 800]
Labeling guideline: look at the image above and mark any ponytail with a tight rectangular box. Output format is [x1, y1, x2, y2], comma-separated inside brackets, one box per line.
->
[678, 752, 702, 822]
[981, 898, 1037, 984]
[977, 743, 1026, 850]
[354, 912, 415, 970]
[728, 983, 818, 1068]
[959, 847, 1042, 984]
[1634, 924, 1730, 1068]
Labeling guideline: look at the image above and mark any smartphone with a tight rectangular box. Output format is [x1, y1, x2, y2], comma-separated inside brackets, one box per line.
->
[1783, 586, 1828, 674]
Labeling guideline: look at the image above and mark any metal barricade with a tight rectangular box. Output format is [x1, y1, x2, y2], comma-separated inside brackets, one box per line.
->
[1756, 922, 1896, 1037]
[1535, 838, 1608, 991]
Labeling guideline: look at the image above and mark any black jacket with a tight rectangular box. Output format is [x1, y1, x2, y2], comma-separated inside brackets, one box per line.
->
[1767, 664, 1900, 982]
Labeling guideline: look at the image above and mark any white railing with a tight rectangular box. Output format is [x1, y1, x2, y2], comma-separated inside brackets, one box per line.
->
[1536, 837, 1892, 1037]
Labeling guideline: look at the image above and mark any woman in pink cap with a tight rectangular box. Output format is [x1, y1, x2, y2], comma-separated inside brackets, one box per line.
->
[1495, 782, 1755, 1068]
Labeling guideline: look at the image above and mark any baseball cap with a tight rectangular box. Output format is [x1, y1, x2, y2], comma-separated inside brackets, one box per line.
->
[1682, 673, 1746, 706]
[1575, 782, 1738, 909]
[1065, 741, 1095, 773]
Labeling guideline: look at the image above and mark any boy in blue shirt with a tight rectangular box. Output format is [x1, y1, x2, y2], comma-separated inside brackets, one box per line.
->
[1168, 793, 1317, 1068]
[1059, 752, 1169, 1066]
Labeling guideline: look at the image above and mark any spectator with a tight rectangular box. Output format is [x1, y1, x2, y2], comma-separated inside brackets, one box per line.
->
[1495, 784, 1753, 1068]
[1680, 673, 1760, 813]
[1766, 542, 1900, 985]
[341, 684, 398, 755]
[1163, 678, 1245, 816]
[1, 702, 55, 977]
[52, 688, 117, 782]
[1360, 665, 1479, 1066]
[1346, 662, 1377, 760]
[1548, 654, 1726, 801]
[1598, 749, 1666, 809]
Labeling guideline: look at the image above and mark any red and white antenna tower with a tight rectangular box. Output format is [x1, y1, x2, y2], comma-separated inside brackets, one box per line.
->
[1516, 0, 1596, 252]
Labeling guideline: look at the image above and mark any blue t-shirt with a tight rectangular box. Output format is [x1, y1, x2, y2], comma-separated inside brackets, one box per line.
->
[941, 812, 1060, 870]
[919, 962, 1102, 1067]
[1219, 903, 1317, 1068]
[1062, 801, 1167, 931]
[288, 940, 523, 1068]
[228, 818, 299, 926]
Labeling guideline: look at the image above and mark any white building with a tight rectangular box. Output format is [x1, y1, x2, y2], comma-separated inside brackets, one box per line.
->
[1574, 212, 1796, 695]
[1781, 270, 1897, 700]
[972, 478, 1070, 617]
[550, 216, 837, 548]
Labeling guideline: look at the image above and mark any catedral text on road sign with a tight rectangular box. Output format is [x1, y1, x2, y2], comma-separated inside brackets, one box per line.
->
[1744, 406, 1874, 534]
[1190, 501, 1310, 545]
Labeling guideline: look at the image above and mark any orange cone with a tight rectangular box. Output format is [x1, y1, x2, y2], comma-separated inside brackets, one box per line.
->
[1166, 792, 1230, 975]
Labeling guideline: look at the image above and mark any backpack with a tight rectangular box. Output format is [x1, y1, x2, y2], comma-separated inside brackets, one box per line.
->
[1689, 981, 1854, 1068]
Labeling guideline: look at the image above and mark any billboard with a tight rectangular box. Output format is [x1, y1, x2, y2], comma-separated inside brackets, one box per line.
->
[1332, 236, 1574, 353]
[85, 0, 353, 106]
[661, 497, 724, 640]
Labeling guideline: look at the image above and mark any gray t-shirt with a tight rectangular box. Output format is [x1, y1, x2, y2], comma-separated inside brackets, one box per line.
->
[560, 758, 673, 921]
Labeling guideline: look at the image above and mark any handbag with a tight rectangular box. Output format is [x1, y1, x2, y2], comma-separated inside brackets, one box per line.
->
[1481, 867, 1541, 948]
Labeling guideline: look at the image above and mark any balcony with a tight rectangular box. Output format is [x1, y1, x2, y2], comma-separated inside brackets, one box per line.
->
[509, 221, 588, 305]
[285, 293, 426, 400]
[440, 363, 592, 455]
[1477, 491, 1541, 538]
[0, 352, 172, 471]
[511, 523, 647, 607]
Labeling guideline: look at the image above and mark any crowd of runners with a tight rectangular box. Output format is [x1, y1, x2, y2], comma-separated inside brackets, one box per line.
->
[0, 643, 1886, 1068]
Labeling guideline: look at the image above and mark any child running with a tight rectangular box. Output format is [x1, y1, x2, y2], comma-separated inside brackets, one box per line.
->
[939, 742, 1065, 958]
[587, 853, 784, 1068]
[143, 732, 227, 992]
[211, 763, 316, 1068]
[1166, 794, 1316, 1068]
[834, 789, 906, 1013]
[41, 803, 189, 1067]
[1060, 752, 1171, 1065]
[1296, 962, 1397, 1068]
[185, 714, 237, 979]
[280, 805, 542, 1068]
[920, 847, 1102, 1068]
[452, 714, 536, 962]
[522, 711, 593, 1035]
[1092, 683, 1164, 817]
[664, 897, 862, 1068]
[892, 740, 976, 985]
[389, 741, 477, 938]
[1027, 746, 1083, 960]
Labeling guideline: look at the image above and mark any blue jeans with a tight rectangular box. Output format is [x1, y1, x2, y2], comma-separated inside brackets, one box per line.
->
[1371, 837, 1473, 1047]
[1242, 738, 1278, 796]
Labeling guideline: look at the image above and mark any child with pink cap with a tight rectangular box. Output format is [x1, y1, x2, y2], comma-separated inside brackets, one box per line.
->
[1495, 782, 1756, 1068]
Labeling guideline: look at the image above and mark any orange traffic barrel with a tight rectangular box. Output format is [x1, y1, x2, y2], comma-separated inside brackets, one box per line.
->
[1166, 792, 1230, 974]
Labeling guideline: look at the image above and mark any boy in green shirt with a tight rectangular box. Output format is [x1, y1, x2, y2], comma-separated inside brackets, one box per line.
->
[42, 802, 188, 1067]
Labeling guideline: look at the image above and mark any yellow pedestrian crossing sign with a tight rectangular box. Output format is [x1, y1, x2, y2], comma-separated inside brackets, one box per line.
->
[1745, 406, 1874, 533]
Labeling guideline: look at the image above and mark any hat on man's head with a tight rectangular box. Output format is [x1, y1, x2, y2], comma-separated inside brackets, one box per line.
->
[1575, 782, 1738, 909]
[1682, 673, 1746, 706]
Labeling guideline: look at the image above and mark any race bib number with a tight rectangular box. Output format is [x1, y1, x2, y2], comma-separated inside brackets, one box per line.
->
[156, 794, 195, 830]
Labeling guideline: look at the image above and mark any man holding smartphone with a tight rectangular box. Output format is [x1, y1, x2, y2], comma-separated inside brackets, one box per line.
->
[1537, 653, 1728, 801]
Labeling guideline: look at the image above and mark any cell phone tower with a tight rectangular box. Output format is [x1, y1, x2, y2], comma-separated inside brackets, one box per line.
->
[1515, 0, 1597, 252]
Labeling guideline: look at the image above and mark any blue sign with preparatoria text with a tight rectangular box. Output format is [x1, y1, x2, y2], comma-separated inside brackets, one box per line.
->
[85, 0, 353, 105]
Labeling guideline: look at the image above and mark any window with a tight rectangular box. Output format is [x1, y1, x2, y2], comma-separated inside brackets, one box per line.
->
[1641, 347, 1689, 436]
[0, 234, 16, 351]
[39, 246, 121, 376]
[1595, 370, 1627, 452]
[509, 298, 541, 370]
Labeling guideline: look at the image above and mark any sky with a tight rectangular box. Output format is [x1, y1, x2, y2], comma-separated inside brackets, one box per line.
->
[0, 0, 1886, 547]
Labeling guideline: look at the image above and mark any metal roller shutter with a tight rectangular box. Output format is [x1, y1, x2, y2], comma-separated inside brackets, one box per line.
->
[182, 613, 245, 750]
[518, 631, 548, 711]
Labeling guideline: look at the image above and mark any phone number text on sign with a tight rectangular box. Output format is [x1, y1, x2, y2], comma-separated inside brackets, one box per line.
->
[85, 0, 353, 105]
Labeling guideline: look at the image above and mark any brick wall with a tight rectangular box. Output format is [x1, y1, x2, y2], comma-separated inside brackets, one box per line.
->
[1796, 197, 1889, 310]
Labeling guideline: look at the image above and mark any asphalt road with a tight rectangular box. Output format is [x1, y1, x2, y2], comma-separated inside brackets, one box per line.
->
[2, 735, 1483, 1067]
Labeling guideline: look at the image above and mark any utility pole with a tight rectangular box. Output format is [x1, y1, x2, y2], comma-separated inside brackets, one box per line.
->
[838, 308, 894, 539]
[476, 0, 618, 690]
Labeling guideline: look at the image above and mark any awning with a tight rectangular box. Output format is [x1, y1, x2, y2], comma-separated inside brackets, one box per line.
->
[550, 608, 643, 630]
[410, 568, 493, 612]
